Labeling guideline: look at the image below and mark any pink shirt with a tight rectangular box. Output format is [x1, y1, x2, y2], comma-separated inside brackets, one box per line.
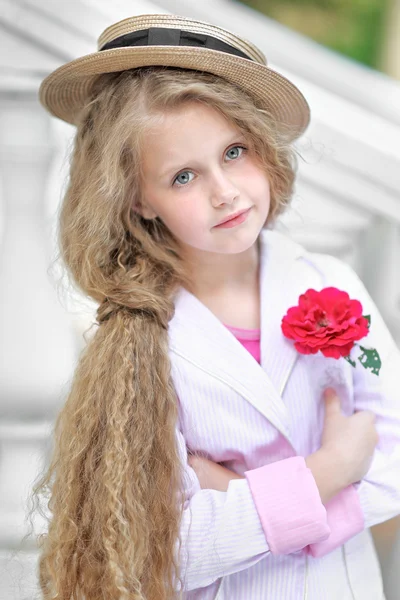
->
[225, 324, 261, 363]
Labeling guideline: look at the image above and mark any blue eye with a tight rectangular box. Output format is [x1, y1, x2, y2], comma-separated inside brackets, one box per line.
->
[226, 146, 245, 160]
[174, 171, 194, 186]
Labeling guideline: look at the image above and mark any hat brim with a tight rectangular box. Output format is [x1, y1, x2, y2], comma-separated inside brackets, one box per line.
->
[39, 45, 310, 139]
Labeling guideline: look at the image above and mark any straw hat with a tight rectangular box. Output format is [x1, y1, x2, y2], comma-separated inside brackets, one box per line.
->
[39, 13, 310, 139]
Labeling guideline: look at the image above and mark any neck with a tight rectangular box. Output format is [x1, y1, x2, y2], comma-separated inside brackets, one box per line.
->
[182, 239, 260, 297]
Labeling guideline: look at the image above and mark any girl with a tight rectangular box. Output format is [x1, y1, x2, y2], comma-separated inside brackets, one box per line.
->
[34, 13, 400, 600]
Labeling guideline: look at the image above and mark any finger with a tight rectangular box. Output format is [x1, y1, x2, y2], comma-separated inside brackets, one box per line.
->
[353, 409, 376, 423]
[323, 388, 341, 413]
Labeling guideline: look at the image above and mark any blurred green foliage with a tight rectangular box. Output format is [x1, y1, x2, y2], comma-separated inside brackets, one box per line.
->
[238, 0, 389, 69]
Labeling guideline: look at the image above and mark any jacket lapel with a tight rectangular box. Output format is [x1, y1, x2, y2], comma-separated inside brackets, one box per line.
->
[259, 230, 325, 397]
[168, 229, 325, 446]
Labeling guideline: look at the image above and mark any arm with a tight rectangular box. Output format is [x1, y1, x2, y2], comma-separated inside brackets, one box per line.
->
[175, 428, 330, 591]
[189, 362, 384, 562]
[190, 447, 348, 505]
[352, 337, 400, 527]
[187, 454, 244, 491]
[307, 256, 400, 557]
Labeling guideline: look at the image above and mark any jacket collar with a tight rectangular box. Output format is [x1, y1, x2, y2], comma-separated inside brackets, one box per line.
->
[168, 230, 324, 446]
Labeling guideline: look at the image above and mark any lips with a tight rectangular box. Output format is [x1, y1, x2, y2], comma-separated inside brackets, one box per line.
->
[214, 208, 251, 227]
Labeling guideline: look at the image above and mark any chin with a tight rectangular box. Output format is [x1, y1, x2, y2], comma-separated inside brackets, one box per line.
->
[214, 233, 261, 255]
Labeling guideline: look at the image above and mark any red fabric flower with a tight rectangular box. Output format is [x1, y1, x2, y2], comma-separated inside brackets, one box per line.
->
[281, 287, 370, 359]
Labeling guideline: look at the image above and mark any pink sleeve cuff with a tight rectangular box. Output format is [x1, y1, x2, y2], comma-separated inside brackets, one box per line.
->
[306, 484, 365, 558]
[245, 456, 330, 555]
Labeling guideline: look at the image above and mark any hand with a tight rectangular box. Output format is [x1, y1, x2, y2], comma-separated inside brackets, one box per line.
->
[188, 455, 244, 491]
[306, 388, 379, 504]
[321, 387, 379, 487]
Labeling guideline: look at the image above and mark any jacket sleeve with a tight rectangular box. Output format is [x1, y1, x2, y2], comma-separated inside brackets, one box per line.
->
[307, 255, 400, 558]
[176, 427, 330, 591]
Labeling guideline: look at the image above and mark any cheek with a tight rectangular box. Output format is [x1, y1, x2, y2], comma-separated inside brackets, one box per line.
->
[160, 199, 205, 237]
[238, 161, 270, 193]
[141, 187, 199, 232]
[246, 171, 271, 213]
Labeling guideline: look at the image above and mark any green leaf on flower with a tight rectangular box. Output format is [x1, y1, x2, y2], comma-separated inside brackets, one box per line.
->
[344, 355, 356, 368]
[358, 345, 381, 376]
[363, 314, 371, 328]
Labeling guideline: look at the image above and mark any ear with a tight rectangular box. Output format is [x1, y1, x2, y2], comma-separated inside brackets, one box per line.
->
[132, 198, 158, 220]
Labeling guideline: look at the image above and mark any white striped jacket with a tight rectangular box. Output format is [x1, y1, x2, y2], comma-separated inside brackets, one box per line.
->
[168, 229, 399, 599]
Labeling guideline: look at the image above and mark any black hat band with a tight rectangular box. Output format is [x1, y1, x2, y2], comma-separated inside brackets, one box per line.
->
[100, 27, 253, 61]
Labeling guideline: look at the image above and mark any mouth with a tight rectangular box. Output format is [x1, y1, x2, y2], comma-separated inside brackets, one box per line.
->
[214, 207, 252, 228]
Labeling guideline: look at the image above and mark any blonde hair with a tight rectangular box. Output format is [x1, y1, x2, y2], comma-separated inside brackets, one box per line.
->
[30, 67, 297, 599]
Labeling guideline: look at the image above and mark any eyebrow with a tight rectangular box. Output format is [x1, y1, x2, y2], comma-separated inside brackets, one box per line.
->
[158, 134, 247, 180]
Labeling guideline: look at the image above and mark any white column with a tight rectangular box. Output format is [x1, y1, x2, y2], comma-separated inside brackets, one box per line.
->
[358, 217, 400, 600]
[0, 92, 77, 599]
[359, 217, 400, 346]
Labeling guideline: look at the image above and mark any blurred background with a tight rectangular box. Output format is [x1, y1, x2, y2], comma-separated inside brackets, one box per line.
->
[0, 0, 399, 598]
[239, 0, 400, 78]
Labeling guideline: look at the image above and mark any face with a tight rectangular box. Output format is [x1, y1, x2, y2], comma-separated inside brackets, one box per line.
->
[138, 102, 271, 259]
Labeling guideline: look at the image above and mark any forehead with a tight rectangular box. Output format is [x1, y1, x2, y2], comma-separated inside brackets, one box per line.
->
[141, 103, 243, 172]
[147, 102, 236, 134]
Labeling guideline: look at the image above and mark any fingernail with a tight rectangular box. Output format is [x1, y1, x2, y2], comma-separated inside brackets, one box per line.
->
[324, 388, 336, 399]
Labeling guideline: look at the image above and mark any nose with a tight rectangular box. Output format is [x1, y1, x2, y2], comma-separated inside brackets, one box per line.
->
[209, 170, 240, 208]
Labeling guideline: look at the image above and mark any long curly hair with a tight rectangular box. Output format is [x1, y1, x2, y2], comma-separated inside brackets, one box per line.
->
[29, 67, 297, 599]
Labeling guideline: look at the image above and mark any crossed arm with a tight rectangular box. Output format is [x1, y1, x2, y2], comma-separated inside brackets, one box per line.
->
[188, 454, 243, 491]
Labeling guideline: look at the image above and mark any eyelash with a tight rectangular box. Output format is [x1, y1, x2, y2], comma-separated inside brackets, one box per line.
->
[172, 144, 247, 187]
